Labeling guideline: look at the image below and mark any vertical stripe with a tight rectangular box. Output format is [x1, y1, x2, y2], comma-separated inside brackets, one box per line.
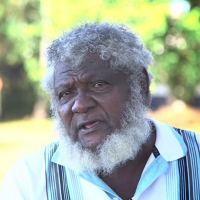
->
[175, 128, 200, 200]
[54, 164, 61, 200]
[178, 156, 189, 200]
[182, 131, 193, 200]
[66, 168, 84, 200]
[45, 142, 71, 200]
[166, 161, 179, 200]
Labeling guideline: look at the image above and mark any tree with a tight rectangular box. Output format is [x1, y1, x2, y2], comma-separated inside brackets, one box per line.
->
[1, 0, 199, 120]
[0, 0, 41, 120]
[150, 4, 200, 104]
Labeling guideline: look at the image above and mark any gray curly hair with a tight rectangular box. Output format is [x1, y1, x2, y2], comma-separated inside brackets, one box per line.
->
[42, 22, 154, 112]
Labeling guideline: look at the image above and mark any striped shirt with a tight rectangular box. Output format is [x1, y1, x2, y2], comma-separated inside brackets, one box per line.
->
[1, 119, 200, 200]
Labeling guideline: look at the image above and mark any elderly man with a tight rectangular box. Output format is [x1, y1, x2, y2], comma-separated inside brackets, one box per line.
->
[1, 22, 200, 200]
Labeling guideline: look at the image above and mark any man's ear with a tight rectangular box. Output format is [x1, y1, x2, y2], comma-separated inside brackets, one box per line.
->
[139, 68, 151, 106]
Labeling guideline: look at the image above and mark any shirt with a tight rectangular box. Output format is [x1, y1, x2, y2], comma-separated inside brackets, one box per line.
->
[1, 119, 200, 200]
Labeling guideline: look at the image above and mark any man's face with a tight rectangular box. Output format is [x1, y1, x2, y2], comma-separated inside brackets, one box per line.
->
[54, 54, 131, 150]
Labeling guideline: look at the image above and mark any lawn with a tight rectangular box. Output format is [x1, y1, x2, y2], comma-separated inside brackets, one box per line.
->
[0, 103, 200, 187]
[0, 119, 57, 187]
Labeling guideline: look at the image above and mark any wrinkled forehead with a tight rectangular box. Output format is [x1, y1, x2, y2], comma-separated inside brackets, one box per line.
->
[55, 53, 113, 75]
[54, 53, 110, 84]
[53, 53, 130, 89]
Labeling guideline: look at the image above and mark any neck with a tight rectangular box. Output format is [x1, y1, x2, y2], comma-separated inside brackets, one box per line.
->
[98, 125, 156, 200]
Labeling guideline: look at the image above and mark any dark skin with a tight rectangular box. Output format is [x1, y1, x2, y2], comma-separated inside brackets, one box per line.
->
[55, 54, 131, 149]
[54, 53, 156, 200]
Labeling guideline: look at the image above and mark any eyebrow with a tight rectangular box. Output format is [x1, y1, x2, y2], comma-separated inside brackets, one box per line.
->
[54, 78, 74, 91]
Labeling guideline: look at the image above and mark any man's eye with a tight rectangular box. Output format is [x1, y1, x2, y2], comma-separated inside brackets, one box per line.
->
[59, 90, 71, 99]
[93, 81, 106, 88]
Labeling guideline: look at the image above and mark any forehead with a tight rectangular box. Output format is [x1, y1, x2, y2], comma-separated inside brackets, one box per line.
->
[54, 54, 119, 83]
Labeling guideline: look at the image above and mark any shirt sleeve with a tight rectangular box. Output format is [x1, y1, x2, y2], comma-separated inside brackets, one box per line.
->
[0, 159, 29, 200]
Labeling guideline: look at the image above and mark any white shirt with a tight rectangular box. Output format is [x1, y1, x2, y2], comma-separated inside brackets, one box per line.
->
[1, 119, 200, 200]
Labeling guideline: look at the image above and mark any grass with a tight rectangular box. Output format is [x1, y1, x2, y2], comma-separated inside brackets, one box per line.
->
[0, 103, 200, 187]
[0, 119, 57, 187]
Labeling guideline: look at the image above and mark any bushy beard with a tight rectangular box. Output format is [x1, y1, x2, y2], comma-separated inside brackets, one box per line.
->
[53, 90, 151, 176]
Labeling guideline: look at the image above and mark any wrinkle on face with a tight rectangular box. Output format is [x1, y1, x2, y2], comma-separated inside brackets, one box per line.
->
[54, 53, 131, 149]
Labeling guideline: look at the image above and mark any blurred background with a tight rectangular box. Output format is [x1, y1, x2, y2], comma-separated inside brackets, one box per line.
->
[0, 0, 200, 186]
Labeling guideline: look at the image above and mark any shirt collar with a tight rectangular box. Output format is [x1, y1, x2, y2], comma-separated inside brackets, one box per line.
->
[51, 146, 63, 165]
[151, 119, 187, 162]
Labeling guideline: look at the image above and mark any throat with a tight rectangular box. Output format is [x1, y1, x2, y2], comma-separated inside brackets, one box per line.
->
[98, 128, 156, 199]
[98, 159, 145, 200]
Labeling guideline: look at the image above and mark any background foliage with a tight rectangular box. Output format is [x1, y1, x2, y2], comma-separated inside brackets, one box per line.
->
[0, 0, 199, 120]
[0, 0, 41, 119]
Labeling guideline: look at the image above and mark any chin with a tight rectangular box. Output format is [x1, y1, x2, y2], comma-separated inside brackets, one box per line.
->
[81, 142, 101, 151]
[78, 131, 110, 151]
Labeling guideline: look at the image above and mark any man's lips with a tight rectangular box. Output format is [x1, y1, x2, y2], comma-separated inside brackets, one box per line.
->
[83, 121, 99, 129]
[74, 119, 112, 149]
[78, 120, 100, 130]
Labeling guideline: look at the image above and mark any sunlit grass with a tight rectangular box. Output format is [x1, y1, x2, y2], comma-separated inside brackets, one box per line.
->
[0, 119, 57, 187]
[1, 103, 200, 187]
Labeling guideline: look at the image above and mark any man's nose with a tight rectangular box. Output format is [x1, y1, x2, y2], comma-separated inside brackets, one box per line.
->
[72, 90, 96, 113]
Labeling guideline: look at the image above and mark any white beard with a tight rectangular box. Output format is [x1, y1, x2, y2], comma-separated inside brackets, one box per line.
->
[53, 92, 151, 176]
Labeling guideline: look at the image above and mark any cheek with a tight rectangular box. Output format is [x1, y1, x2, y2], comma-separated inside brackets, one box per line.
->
[112, 87, 130, 117]
[109, 86, 130, 109]
[57, 103, 73, 130]
[102, 96, 129, 128]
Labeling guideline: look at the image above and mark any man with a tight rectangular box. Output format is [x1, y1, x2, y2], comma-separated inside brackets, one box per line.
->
[1, 22, 200, 200]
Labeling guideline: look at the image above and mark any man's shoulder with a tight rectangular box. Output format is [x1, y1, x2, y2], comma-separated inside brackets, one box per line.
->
[153, 119, 200, 142]
[173, 126, 200, 146]
[0, 143, 58, 199]
[6, 141, 58, 176]
[172, 126, 199, 138]
[152, 119, 200, 160]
